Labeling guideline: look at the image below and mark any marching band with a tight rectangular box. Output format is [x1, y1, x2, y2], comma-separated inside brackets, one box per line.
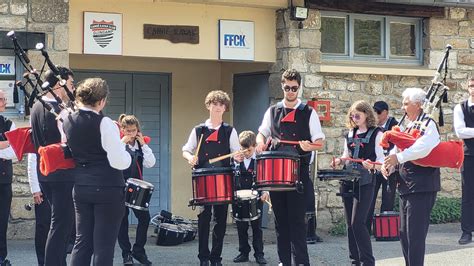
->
[0, 29, 472, 266]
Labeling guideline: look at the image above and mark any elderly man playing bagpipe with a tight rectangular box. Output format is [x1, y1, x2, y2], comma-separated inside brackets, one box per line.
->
[382, 87, 443, 266]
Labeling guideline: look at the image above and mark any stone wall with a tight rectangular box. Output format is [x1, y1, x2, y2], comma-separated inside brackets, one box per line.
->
[0, 0, 69, 239]
[273, 7, 472, 230]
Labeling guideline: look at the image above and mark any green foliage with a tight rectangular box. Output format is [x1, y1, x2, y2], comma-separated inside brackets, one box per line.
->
[429, 197, 461, 224]
[329, 219, 347, 236]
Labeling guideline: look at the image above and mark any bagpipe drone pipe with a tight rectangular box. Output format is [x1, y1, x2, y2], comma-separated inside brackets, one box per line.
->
[380, 44, 464, 169]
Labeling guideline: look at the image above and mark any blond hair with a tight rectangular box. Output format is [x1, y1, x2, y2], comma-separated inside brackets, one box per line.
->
[118, 114, 141, 131]
[238, 130, 257, 148]
[205, 90, 231, 111]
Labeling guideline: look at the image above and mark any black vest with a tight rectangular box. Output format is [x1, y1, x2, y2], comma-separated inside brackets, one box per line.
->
[195, 123, 233, 169]
[30, 100, 73, 182]
[0, 116, 13, 184]
[123, 143, 144, 180]
[461, 100, 474, 156]
[235, 158, 255, 190]
[269, 102, 312, 165]
[346, 127, 380, 186]
[397, 119, 441, 195]
[63, 110, 124, 187]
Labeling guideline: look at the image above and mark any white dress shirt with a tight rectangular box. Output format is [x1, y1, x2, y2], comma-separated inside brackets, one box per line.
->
[258, 99, 325, 141]
[182, 119, 240, 154]
[128, 141, 156, 169]
[453, 99, 474, 139]
[0, 121, 17, 161]
[341, 129, 385, 163]
[395, 119, 440, 164]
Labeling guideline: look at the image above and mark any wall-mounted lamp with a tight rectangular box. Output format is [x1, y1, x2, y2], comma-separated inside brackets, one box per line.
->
[289, 0, 308, 29]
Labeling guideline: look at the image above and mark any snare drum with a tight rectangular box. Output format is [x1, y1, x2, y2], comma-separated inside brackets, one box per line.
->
[317, 169, 360, 181]
[190, 167, 234, 206]
[232, 190, 261, 222]
[178, 223, 197, 242]
[125, 178, 154, 211]
[156, 223, 185, 246]
[373, 211, 400, 241]
[255, 151, 300, 191]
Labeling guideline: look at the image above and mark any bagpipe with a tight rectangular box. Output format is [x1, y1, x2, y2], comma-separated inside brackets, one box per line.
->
[380, 44, 464, 169]
[4, 31, 76, 175]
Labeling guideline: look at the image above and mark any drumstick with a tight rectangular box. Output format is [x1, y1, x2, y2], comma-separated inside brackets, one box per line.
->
[208, 149, 249, 164]
[340, 157, 382, 165]
[279, 139, 322, 147]
[195, 134, 204, 157]
[264, 199, 272, 209]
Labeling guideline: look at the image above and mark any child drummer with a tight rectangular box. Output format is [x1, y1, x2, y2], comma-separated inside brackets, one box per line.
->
[232, 131, 268, 265]
[116, 114, 156, 265]
[182, 90, 240, 266]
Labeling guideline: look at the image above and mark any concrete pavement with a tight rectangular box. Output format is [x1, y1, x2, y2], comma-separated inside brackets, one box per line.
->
[2, 222, 474, 265]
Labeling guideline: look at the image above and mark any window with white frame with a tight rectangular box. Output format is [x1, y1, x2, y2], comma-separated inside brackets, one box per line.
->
[320, 12, 423, 64]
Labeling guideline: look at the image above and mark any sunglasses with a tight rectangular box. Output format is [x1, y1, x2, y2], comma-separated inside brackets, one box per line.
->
[282, 85, 299, 92]
[351, 114, 361, 120]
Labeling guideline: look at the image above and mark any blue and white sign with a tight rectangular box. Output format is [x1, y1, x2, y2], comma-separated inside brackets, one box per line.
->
[0, 56, 15, 76]
[219, 20, 254, 61]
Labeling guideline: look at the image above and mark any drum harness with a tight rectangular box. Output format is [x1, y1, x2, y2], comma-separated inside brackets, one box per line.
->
[338, 127, 377, 199]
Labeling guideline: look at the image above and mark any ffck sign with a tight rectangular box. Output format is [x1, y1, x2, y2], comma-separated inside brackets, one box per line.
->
[0, 56, 15, 76]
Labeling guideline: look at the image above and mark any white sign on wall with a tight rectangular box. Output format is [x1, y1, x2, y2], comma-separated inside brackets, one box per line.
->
[219, 20, 254, 61]
[0, 56, 15, 76]
[83, 12, 123, 55]
[0, 81, 15, 107]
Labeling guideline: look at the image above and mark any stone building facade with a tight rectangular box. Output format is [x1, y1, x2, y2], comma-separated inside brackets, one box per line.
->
[272, 7, 473, 230]
[0, 0, 69, 239]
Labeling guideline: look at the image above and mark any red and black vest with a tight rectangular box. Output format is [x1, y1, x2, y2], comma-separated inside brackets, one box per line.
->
[0, 115, 12, 184]
[194, 123, 233, 169]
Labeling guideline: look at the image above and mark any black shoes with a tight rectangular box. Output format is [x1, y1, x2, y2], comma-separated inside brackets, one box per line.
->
[123, 253, 134, 265]
[200, 260, 210, 266]
[255, 255, 267, 265]
[233, 253, 249, 263]
[132, 252, 152, 265]
[458, 232, 472, 245]
[0, 259, 11, 266]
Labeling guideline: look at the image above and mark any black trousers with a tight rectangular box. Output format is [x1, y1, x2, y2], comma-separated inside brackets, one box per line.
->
[34, 195, 51, 265]
[270, 178, 309, 265]
[41, 181, 75, 266]
[236, 201, 264, 257]
[118, 207, 151, 257]
[0, 184, 12, 260]
[461, 156, 474, 234]
[399, 192, 437, 266]
[341, 180, 375, 266]
[366, 172, 397, 231]
[197, 204, 228, 263]
[70, 185, 125, 266]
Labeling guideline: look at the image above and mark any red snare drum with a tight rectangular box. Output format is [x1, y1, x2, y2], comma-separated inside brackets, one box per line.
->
[190, 167, 234, 206]
[373, 211, 400, 241]
[255, 151, 300, 191]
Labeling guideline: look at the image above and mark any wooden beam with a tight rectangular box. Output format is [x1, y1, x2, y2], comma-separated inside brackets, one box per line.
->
[307, 0, 445, 18]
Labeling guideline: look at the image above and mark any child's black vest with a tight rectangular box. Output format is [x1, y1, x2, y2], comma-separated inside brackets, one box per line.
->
[269, 102, 312, 165]
[195, 123, 233, 168]
[235, 158, 255, 190]
[123, 143, 144, 180]
[0, 115, 13, 184]
[346, 127, 381, 186]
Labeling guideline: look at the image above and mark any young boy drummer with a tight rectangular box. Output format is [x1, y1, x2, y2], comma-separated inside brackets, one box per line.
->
[232, 131, 268, 265]
[182, 90, 240, 266]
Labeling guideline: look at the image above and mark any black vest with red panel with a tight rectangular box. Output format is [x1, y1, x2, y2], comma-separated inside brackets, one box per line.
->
[123, 143, 144, 180]
[397, 119, 440, 195]
[269, 102, 312, 165]
[0, 115, 13, 184]
[461, 100, 474, 156]
[195, 123, 233, 169]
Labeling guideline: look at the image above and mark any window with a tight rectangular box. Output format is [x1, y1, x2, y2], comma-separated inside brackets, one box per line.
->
[321, 12, 423, 64]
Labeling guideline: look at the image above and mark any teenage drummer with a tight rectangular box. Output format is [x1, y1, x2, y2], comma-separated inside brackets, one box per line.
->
[232, 131, 268, 265]
[330, 100, 384, 266]
[182, 90, 240, 266]
[117, 114, 156, 265]
[256, 69, 325, 266]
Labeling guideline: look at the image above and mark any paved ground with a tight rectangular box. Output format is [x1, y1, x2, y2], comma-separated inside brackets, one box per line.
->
[3, 222, 474, 265]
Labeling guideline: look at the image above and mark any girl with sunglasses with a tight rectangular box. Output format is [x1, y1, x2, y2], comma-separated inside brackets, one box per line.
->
[330, 100, 384, 266]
